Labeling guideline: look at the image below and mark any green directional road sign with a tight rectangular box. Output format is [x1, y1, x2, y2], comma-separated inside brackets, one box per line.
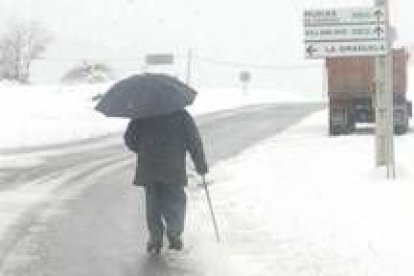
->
[304, 7, 387, 58]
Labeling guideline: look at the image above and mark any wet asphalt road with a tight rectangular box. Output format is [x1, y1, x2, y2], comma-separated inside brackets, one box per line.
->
[0, 103, 324, 275]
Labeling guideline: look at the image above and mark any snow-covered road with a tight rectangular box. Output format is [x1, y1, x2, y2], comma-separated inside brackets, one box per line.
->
[0, 103, 323, 275]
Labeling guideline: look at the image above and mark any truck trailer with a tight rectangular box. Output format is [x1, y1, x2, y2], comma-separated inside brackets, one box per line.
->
[326, 48, 412, 135]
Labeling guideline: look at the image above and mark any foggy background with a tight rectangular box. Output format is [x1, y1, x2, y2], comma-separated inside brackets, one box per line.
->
[0, 0, 413, 94]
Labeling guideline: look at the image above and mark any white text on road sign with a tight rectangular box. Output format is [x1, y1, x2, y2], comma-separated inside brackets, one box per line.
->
[305, 41, 387, 58]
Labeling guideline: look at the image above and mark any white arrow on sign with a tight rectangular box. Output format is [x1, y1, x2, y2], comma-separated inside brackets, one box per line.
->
[306, 45, 318, 57]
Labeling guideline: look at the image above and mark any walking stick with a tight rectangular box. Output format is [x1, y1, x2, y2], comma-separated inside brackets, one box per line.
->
[202, 175, 221, 243]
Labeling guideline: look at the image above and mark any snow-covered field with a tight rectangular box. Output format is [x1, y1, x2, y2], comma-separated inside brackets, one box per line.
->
[0, 82, 319, 150]
[1, 79, 414, 274]
[187, 110, 414, 275]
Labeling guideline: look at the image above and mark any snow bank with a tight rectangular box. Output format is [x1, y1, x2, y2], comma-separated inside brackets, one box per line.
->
[187, 110, 414, 275]
[0, 83, 320, 150]
[0, 83, 126, 150]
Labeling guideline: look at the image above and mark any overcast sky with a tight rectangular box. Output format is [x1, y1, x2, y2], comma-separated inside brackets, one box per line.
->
[0, 0, 413, 83]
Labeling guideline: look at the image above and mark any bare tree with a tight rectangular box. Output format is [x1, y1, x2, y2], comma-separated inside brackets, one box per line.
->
[0, 20, 52, 83]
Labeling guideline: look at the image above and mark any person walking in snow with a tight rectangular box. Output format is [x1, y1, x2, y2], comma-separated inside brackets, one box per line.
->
[124, 109, 208, 254]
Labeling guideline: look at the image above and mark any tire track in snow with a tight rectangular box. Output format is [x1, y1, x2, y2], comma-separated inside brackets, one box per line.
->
[0, 155, 133, 271]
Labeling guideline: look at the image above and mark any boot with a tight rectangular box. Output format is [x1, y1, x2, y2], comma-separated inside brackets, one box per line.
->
[168, 236, 183, 251]
[146, 238, 163, 255]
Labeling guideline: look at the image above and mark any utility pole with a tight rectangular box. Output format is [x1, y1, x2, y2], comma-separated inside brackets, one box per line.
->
[374, 0, 395, 178]
[186, 48, 193, 85]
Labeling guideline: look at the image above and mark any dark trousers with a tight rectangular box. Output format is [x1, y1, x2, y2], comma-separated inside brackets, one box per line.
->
[144, 182, 186, 242]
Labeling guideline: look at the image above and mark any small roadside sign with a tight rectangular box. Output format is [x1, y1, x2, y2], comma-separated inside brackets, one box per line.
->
[145, 54, 174, 65]
[239, 71, 251, 94]
[239, 71, 251, 83]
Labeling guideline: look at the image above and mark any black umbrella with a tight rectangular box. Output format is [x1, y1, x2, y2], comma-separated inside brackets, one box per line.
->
[95, 73, 197, 119]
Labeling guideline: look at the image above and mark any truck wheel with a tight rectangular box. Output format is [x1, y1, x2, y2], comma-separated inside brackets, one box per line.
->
[347, 121, 356, 133]
[347, 109, 355, 134]
[329, 126, 341, 136]
[394, 125, 407, 135]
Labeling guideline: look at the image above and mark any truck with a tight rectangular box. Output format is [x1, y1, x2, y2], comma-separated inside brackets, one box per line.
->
[326, 48, 412, 135]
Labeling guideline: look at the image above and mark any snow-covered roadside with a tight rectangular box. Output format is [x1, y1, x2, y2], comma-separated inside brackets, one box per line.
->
[187, 109, 414, 275]
[0, 83, 123, 150]
[0, 82, 320, 151]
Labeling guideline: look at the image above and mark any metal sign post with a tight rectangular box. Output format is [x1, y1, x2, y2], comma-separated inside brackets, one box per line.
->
[374, 0, 395, 178]
[304, 1, 396, 178]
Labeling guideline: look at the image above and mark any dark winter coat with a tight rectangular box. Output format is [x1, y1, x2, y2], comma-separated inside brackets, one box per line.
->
[124, 110, 208, 186]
